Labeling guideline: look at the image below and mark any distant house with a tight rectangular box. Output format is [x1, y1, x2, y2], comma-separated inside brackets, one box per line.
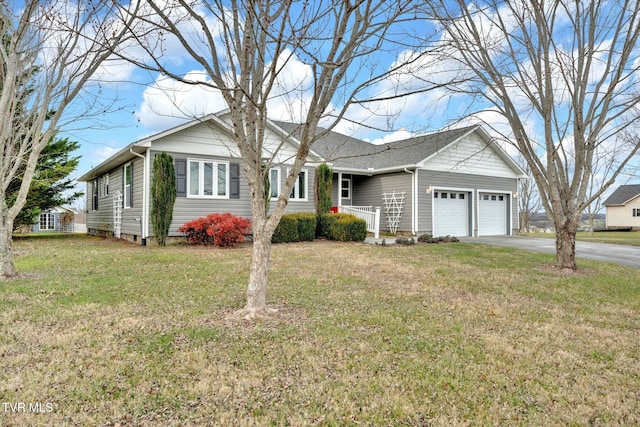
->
[78, 111, 526, 244]
[32, 206, 77, 233]
[603, 184, 640, 230]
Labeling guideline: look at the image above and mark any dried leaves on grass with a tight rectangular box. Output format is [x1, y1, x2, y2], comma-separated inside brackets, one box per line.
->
[0, 235, 639, 426]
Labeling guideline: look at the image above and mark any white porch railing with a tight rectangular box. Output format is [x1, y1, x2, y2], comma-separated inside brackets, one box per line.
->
[339, 205, 381, 239]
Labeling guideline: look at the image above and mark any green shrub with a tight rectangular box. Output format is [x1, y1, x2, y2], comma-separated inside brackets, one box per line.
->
[272, 213, 318, 243]
[272, 215, 299, 243]
[327, 214, 367, 242]
[317, 213, 348, 239]
[295, 213, 317, 242]
[316, 213, 331, 238]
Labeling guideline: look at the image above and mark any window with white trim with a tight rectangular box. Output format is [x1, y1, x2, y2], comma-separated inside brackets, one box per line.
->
[341, 177, 351, 199]
[289, 169, 308, 201]
[633, 208, 640, 217]
[39, 213, 56, 230]
[124, 163, 132, 208]
[187, 159, 229, 198]
[269, 168, 281, 199]
[103, 174, 109, 196]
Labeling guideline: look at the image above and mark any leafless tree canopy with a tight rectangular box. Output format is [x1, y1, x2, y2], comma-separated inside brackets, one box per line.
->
[116, 0, 424, 315]
[423, 0, 640, 269]
[0, 0, 134, 277]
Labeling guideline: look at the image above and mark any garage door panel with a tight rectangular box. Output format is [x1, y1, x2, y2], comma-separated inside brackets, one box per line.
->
[433, 191, 469, 237]
[479, 193, 507, 235]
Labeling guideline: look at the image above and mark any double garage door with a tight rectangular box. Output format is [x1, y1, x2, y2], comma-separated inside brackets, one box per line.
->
[433, 190, 508, 236]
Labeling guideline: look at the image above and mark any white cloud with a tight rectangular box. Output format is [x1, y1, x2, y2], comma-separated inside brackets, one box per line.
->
[90, 146, 119, 166]
[366, 129, 415, 145]
[136, 71, 227, 131]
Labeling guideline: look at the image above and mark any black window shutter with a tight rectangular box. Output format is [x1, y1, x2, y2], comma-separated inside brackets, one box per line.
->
[230, 162, 240, 199]
[175, 159, 187, 197]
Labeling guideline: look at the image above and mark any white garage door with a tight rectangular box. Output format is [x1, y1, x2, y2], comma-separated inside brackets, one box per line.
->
[433, 191, 469, 236]
[478, 193, 508, 235]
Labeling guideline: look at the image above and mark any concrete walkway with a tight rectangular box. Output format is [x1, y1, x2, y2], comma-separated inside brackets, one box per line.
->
[458, 235, 640, 268]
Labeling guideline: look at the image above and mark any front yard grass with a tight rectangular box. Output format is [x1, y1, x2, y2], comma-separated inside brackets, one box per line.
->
[1, 234, 639, 426]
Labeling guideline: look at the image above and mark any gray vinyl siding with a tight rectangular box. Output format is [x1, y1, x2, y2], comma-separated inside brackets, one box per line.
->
[121, 158, 144, 236]
[85, 157, 144, 235]
[416, 170, 518, 235]
[86, 171, 116, 233]
[351, 171, 413, 232]
[149, 150, 316, 237]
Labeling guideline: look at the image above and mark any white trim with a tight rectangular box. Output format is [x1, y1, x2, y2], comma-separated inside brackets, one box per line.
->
[340, 176, 351, 200]
[430, 186, 475, 237]
[123, 162, 132, 209]
[477, 189, 512, 236]
[337, 172, 343, 208]
[186, 158, 230, 199]
[287, 168, 309, 201]
[269, 167, 281, 200]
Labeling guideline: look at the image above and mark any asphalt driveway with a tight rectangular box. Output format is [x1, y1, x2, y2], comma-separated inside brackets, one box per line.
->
[459, 235, 640, 268]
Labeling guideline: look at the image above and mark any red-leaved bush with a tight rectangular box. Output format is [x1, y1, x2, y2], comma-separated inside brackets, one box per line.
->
[177, 213, 251, 247]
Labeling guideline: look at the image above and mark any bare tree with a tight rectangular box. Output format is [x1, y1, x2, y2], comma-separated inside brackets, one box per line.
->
[0, 1, 135, 277]
[517, 159, 542, 233]
[119, 0, 420, 317]
[424, 0, 640, 270]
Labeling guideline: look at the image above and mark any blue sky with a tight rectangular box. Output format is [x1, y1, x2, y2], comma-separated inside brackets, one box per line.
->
[54, 1, 640, 210]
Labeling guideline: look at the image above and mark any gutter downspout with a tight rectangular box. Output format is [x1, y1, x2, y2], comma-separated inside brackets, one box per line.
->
[130, 148, 148, 246]
[404, 168, 417, 235]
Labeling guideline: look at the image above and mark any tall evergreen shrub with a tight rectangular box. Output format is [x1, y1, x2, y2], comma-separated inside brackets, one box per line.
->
[151, 152, 177, 246]
[315, 163, 333, 215]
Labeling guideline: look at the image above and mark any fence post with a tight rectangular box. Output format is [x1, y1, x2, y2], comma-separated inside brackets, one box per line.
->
[374, 207, 381, 239]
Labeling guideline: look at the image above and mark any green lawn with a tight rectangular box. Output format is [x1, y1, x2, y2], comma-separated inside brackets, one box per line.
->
[1, 234, 639, 426]
[521, 230, 640, 246]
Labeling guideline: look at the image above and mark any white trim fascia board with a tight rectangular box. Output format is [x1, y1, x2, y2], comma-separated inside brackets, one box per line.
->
[330, 164, 418, 175]
[474, 127, 528, 178]
[417, 125, 527, 179]
[620, 194, 640, 206]
[267, 120, 326, 163]
[77, 141, 149, 182]
[477, 188, 513, 194]
[418, 125, 479, 165]
[79, 112, 235, 182]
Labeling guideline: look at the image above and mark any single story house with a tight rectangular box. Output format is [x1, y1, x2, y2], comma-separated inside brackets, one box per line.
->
[78, 111, 526, 244]
[603, 184, 640, 230]
[32, 206, 77, 233]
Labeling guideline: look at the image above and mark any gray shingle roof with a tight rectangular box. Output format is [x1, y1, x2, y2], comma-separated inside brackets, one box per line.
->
[272, 121, 477, 171]
[603, 184, 640, 206]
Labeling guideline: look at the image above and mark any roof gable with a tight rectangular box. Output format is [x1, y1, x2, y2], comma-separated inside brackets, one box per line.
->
[604, 184, 640, 206]
[79, 112, 324, 181]
[420, 127, 525, 179]
[305, 124, 525, 177]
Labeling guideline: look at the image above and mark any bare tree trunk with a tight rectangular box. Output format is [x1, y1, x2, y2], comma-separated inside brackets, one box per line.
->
[246, 226, 271, 313]
[0, 222, 16, 279]
[555, 220, 577, 270]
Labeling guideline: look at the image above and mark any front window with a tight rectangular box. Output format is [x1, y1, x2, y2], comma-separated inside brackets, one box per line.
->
[289, 169, 308, 201]
[39, 213, 55, 230]
[269, 168, 281, 199]
[187, 159, 229, 198]
[633, 208, 640, 217]
[341, 178, 351, 199]
[124, 163, 132, 208]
